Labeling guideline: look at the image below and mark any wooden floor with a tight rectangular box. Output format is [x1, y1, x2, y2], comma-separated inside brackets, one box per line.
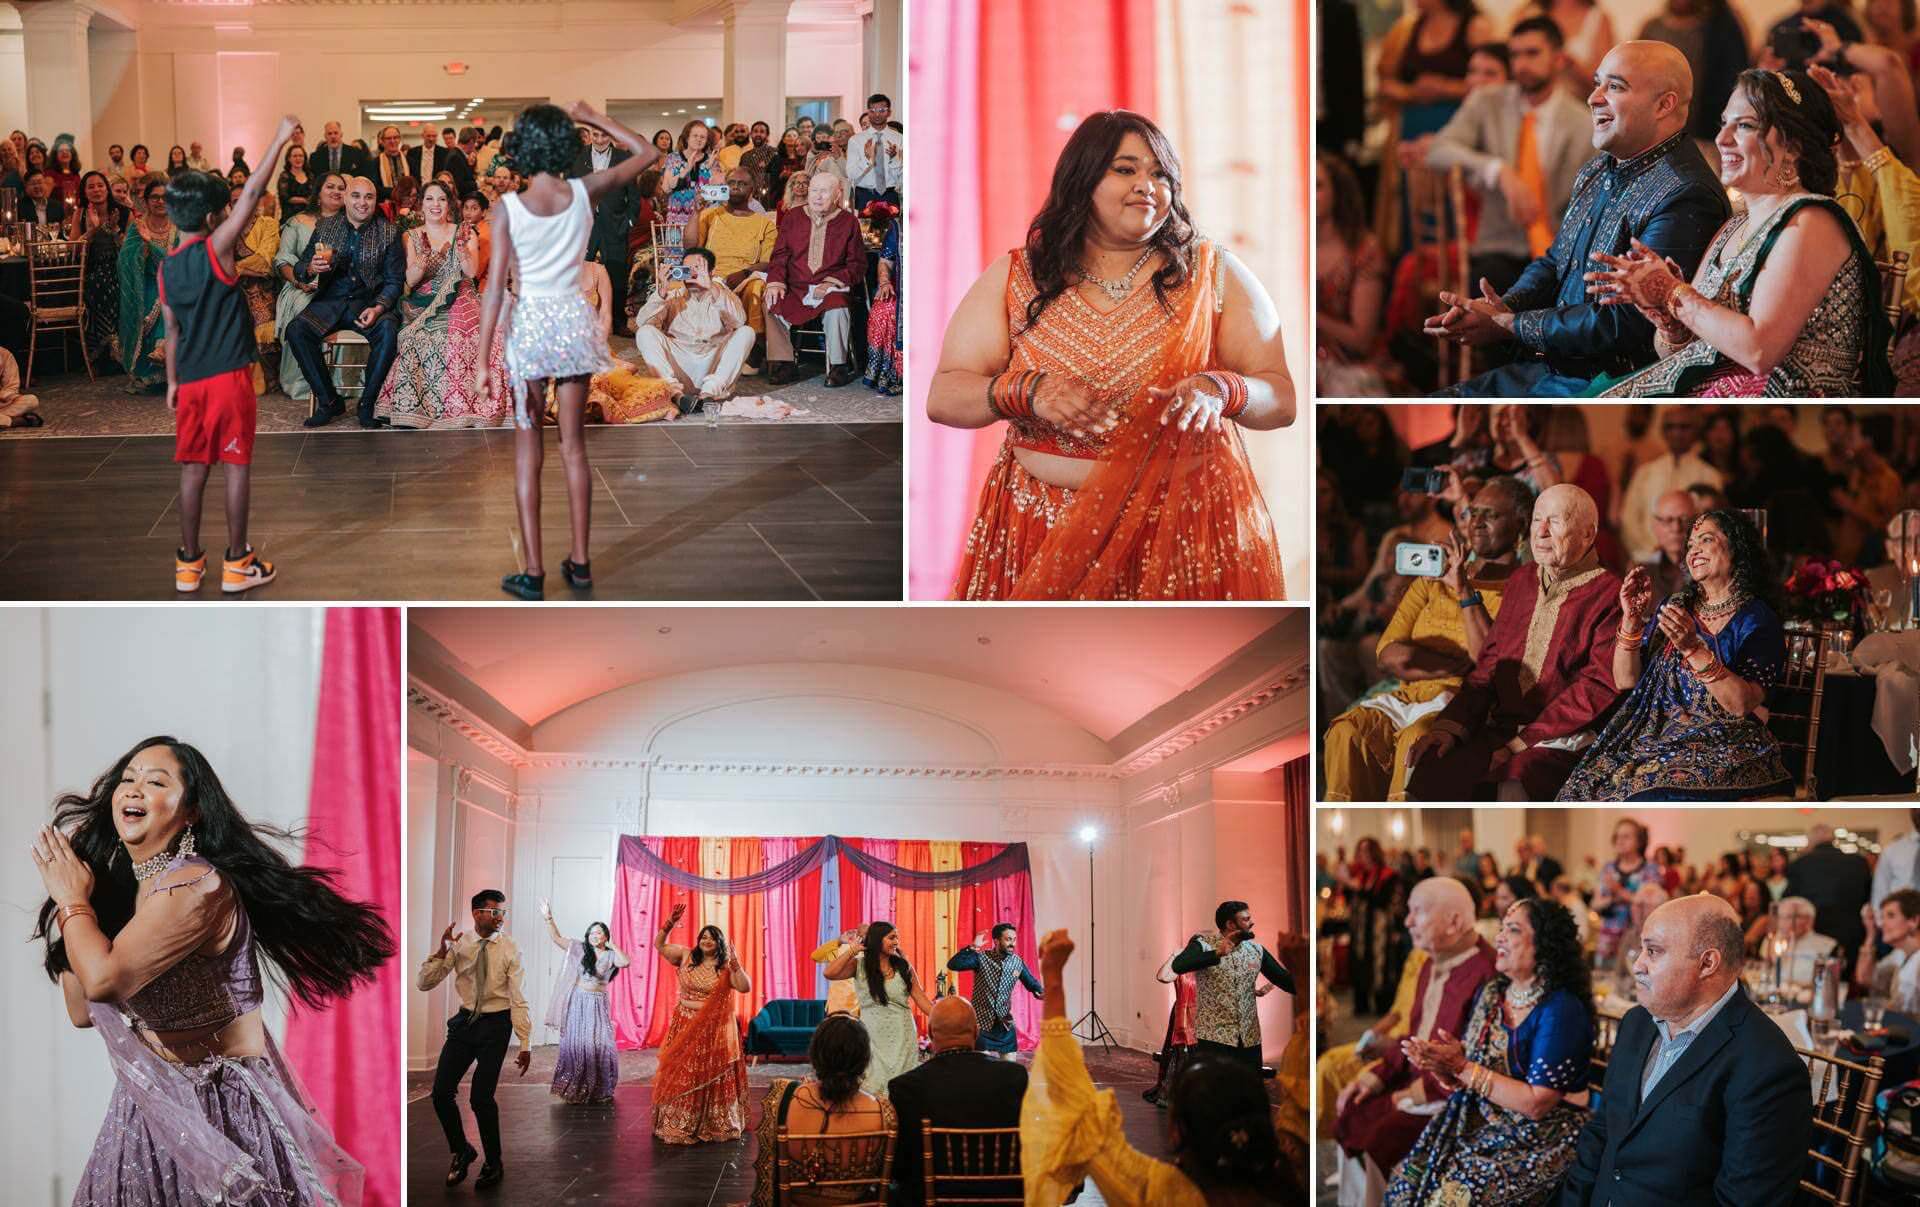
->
[0, 422, 901, 601]
[406, 1043, 1174, 1206]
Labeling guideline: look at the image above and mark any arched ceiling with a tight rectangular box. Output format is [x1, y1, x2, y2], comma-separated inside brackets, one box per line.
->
[409, 607, 1299, 743]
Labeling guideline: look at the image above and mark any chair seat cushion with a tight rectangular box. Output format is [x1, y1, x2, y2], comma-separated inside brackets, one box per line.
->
[323, 329, 369, 346]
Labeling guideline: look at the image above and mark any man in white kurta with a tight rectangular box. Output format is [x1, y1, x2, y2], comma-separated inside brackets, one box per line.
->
[1618, 406, 1724, 562]
[632, 247, 757, 403]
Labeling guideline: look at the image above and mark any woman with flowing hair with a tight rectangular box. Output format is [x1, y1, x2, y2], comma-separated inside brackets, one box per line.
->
[928, 109, 1296, 600]
[822, 920, 933, 1095]
[539, 898, 628, 1104]
[29, 735, 395, 1205]
[650, 902, 751, 1143]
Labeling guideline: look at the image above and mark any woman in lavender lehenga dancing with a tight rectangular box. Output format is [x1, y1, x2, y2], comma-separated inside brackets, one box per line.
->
[29, 735, 394, 1206]
[540, 898, 628, 1104]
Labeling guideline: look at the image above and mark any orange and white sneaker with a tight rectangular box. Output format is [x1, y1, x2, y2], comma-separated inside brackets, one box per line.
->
[175, 549, 207, 593]
[221, 546, 277, 594]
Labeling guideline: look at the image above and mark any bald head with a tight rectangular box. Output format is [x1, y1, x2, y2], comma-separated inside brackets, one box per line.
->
[1635, 893, 1743, 1022]
[1407, 876, 1478, 956]
[1809, 823, 1835, 846]
[1531, 483, 1599, 571]
[928, 995, 979, 1053]
[1590, 41, 1694, 160]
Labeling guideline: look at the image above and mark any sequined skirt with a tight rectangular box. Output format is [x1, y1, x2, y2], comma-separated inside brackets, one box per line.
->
[505, 292, 613, 425]
[76, 1056, 340, 1206]
[550, 984, 619, 1104]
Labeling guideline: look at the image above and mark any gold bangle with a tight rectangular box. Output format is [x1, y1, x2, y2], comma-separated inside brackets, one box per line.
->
[56, 904, 96, 929]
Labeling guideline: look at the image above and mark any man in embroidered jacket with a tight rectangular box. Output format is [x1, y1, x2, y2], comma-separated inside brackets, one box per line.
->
[1407, 484, 1623, 801]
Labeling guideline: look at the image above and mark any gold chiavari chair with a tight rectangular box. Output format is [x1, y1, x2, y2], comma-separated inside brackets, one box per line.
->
[1795, 1045, 1884, 1207]
[923, 1123, 1023, 1205]
[24, 235, 91, 386]
[1764, 625, 1832, 801]
[775, 1124, 896, 1206]
[1405, 165, 1472, 389]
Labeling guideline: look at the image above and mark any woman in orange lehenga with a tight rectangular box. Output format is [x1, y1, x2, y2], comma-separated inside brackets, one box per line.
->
[928, 110, 1297, 600]
[651, 904, 752, 1144]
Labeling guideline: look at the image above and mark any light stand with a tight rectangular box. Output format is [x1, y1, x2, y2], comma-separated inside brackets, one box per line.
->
[1071, 825, 1116, 1052]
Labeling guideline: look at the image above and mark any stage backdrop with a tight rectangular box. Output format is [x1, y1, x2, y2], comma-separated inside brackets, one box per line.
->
[609, 836, 1041, 1051]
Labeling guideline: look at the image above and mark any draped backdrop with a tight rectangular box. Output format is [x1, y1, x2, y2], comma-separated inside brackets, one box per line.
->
[608, 836, 1041, 1051]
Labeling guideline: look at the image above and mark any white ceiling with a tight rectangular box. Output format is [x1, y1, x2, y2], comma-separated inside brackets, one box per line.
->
[411, 607, 1286, 741]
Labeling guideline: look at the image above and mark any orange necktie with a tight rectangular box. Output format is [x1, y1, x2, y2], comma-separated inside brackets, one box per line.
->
[1515, 111, 1553, 257]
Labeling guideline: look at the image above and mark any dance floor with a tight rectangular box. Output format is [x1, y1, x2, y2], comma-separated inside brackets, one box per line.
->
[406, 1043, 1173, 1205]
[0, 422, 902, 600]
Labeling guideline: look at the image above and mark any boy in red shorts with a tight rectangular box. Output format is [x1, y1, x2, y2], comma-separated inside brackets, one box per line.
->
[161, 113, 298, 593]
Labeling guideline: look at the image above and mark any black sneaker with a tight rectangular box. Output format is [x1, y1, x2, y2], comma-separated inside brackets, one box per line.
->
[474, 1163, 504, 1190]
[560, 558, 592, 589]
[824, 363, 856, 388]
[501, 572, 544, 601]
[446, 1145, 478, 1186]
[303, 402, 344, 428]
[767, 361, 796, 387]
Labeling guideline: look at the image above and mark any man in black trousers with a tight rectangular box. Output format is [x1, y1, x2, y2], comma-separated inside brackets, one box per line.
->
[418, 889, 532, 1192]
[286, 177, 404, 428]
[888, 995, 1028, 1206]
[1787, 822, 1874, 964]
[1560, 894, 1809, 1206]
[1169, 899, 1295, 1069]
[573, 124, 639, 334]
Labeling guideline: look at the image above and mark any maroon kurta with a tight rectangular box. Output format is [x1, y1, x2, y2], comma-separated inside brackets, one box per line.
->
[1408, 558, 1623, 801]
[1334, 939, 1497, 1171]
[767, 208, 865, 325]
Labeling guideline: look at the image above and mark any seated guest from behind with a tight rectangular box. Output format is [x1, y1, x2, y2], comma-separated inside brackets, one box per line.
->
[1561, 894, 1810, 1206]
[1422, 17, 1593, 295]
[632, 247, 758, 411]
[1857, 888, 1920, 1007]
[748, 1013, 894, 1207]
[1643, 488, 1699, 597]
[1324, 475, 1533, 802]
[886, 996, 1027, 1207]
[1407, 484, 1623, 801]
[1386, 896, 1593, 1205]
[1335, 877, 1496, 1204]
[1559, 508, 1792, 800]
[1425, 41, 1729, 397]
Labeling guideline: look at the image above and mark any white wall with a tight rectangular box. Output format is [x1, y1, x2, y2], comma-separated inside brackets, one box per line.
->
[0, 607, 325, 1207]
[0, 7, 26, 139]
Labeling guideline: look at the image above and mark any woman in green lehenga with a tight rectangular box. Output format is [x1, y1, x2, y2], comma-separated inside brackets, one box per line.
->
[1589, 68, 1893, 397]
[273, 172, 345, 402]
[116, 176, 174, 394]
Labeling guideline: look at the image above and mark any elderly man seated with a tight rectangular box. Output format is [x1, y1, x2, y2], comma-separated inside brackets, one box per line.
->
[692, 167, 778, 339]
[631, 248, 757, 412]
[887, 995, 1028, 1206]
[765, 171, 865, 387]
[1642, 488, 1699, 600]
[1406, 483, 1623, 801]
[1332, 877, 1494, 1206]
[1770, 895, 1839, 986]
[1324, 476, 1533, 802]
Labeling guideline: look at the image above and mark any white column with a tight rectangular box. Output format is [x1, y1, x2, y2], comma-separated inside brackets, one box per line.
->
[866, 0, 901, 117]
[721, 0, 792, 129]
[18, 0, 95, 164]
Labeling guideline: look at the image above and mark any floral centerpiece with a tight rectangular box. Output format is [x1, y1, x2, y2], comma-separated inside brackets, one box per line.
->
[1783, 558, 1869, 630]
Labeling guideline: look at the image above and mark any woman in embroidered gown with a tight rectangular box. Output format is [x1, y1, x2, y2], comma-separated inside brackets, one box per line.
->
[928, 110, 1296, 600]
[1559, 508, 1792, 800]
[376, 181, 508, 428]
[539, 899, 627, 1104]
[651, 903, 751, 1143]
[29, 736, 394, 1206]
[1385, 896, 1594, 1207]
[232, 184, 282, 394]
[117, 177, 174, 393]
[67, 170, 133, 372]
[747, 1013, 896, 1206]
[822, 921, 932, 1096]
[581, 254, 678, 424]
[864, 217, 902, 395]
[661, 119, 721, 236]
[274, 172, 345, 403]
[1591, 68, 1894, 396]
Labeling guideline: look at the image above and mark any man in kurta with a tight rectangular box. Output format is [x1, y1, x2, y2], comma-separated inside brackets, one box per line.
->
[1333, 877, 1494, 1206]
[632, 248, 757, 408]
[1407, 483, 1623, 802]
[1323, 475, 1533, 802]
[945, 923, 1044, 1056]
[693, 167, 778, 339]
[765, 171, 865, 387]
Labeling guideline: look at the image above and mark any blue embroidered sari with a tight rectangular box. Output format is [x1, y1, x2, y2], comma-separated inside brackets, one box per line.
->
[1558, 598, 1791, 801]
[1386, 983, 1592, 1207]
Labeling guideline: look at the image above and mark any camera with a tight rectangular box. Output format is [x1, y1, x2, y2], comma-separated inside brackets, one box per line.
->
[699, 183, 730, 203]
[1394, 542, 1447, 578]
[1400, 466, 1448, 495]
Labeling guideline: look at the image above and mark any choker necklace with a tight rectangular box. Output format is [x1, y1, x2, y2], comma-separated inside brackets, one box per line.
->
[1077, 247, 1154, 304]
[1696, 592, 1746, 620]
[131, 826, 195, 882]
[1507, 980, 1545, 1010]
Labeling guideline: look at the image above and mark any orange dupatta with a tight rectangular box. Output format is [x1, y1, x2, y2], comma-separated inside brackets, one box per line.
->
[652, 967, 749, 1142]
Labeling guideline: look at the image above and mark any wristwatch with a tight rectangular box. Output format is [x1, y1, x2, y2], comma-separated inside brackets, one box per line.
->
[1457, 591, 1483, 610]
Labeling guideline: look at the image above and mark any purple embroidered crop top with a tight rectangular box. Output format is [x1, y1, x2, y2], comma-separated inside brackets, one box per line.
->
[121, 858, 264, 1032]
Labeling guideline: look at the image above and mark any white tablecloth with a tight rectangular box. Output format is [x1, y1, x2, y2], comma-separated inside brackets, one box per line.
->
[1849, 632, 1920, 773]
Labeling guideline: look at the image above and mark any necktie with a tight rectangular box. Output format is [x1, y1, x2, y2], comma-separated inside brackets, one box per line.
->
[1515, 111, 1553, 258]
[472, 937, 491, 1013]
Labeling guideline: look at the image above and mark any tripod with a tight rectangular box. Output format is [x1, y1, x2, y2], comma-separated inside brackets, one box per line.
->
[1071, 841, 1116, 1052]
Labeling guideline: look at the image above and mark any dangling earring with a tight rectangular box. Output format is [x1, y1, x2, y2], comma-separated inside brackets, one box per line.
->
[176, 824, 196, 861]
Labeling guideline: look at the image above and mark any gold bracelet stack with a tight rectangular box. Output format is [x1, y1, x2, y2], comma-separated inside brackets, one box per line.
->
[56, 903, 97, 930]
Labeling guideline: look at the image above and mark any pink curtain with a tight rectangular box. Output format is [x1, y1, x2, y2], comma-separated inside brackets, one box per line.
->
[284, 608, 401, 1207]
[608, 835, 665, 1050]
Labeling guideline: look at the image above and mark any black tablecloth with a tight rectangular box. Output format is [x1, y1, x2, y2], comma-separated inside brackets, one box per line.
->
[0, 256, 27, 362]
[1839, 1000, 1920, 1087]
[1816, 673, 1910, 799]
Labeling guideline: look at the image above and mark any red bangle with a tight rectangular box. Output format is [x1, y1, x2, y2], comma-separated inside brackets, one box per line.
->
[1200, 370, 1249, 419]
[988, 370, 1042, 421]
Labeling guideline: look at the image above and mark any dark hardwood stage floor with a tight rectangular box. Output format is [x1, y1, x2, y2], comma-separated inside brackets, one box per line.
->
[407, 1043, 1172, 1206]
[0, 422, 901, 601]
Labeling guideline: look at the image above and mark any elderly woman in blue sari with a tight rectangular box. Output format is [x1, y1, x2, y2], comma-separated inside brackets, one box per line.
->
[116, 175, 174, 393]
[1385, 895, 1593, 1207]
[1589, 68, 1893, 397]
[1559, 508, 1792, 800]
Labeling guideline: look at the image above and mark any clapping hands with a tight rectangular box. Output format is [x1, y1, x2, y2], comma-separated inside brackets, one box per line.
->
[1402, 1028, 1469, 1087]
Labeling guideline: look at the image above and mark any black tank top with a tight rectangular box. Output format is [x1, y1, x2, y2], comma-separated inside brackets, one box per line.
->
[1397, 13, 1475, 84]
[158, 235, 255, 383]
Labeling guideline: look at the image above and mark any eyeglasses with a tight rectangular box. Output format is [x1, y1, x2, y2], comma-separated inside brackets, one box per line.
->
[475, 907, 507, 917]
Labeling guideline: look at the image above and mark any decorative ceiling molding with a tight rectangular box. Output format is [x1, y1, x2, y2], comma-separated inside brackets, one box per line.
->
[521, 753, 1118, 780]
[1112, 664, 1311, 777]
[408, 683, 531, 769]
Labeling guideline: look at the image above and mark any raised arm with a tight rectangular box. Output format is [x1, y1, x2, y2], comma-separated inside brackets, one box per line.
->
[211, 115, 298, 274]
[417, 921, 462, 990]
[655, 901, 689, 966]
[822, 941, 862, 981]
[565, 101, 660, 209]
[539, 899, 567, 951]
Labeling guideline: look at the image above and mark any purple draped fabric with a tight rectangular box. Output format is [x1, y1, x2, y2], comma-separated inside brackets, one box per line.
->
[616, 835, 1031, 893]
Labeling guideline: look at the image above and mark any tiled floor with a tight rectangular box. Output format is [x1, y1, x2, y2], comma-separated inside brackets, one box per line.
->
[0, 422, 901, 600]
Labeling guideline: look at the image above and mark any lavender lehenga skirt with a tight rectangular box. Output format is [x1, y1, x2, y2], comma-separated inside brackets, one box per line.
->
[74, 1005, 362, 1206]
[550, 981, 619, 1103]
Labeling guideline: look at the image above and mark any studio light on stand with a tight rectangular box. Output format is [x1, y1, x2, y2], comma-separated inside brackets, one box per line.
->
[1072, 824, 1117, 1053]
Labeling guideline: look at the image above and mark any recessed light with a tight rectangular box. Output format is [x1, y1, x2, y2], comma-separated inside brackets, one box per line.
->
[657, 626, 672, 635]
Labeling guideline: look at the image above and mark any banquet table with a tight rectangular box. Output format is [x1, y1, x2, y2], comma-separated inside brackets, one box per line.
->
[1811, 668, 1911, 799]
[0, 254, 27, 362]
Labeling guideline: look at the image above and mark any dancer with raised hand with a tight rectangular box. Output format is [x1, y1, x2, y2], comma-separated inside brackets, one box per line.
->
[650, 901, 751, 1143]
[945, 922, 1042, 1057]
[823, 920, 933, 1096]
[539, 898, 628, 1104]
[474, 101, 660, 601]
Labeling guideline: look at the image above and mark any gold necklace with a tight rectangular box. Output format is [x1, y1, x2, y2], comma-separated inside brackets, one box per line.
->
[1077, 247, 1155, 304]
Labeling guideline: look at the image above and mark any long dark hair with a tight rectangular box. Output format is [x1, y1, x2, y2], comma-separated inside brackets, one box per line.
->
[1167, 1053, 1291, 1201]
[687, 923, 728, 968]
[1645, 508, 1776, 663]
[32, 736, 394, 1009]
[1734, 68, 1840, 197]
[861, 920, 914, 1006]
[1020, 110, 1196, 332]
[1497, 895, 1593, 1006]
[808, 1012, 870, 1117]
[581, 922, 620, 982]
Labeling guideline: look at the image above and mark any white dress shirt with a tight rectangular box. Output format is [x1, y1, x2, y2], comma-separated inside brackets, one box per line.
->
[844, 128, 901, 194]
[1874, 831, 1920, 909]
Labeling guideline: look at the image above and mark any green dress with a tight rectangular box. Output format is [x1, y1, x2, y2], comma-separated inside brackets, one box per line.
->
[116, 223, 173, 393]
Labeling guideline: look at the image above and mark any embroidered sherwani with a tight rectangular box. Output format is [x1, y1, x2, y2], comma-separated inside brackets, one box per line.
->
[1408, 556, 1624, 801]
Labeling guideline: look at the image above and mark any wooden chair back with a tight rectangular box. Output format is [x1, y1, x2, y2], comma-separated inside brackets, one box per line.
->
[775, 1123, 896, 1206]
[923, 1122, 1023, 1205]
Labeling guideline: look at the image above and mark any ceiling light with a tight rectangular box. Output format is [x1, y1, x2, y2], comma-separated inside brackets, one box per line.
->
[657, 626, 672, 635]
[696, 104, 706, 110]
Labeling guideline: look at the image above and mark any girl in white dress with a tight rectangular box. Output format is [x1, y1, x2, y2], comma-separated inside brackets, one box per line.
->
[822, 921, 933, 1097]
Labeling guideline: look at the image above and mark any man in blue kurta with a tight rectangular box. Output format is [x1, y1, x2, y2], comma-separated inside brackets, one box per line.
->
[1426, 40, 1729, 397]
[945, 923, 1042, 1056]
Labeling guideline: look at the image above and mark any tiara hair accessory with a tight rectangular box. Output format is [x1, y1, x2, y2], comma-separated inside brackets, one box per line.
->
[1775, 71, 1803, 104]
